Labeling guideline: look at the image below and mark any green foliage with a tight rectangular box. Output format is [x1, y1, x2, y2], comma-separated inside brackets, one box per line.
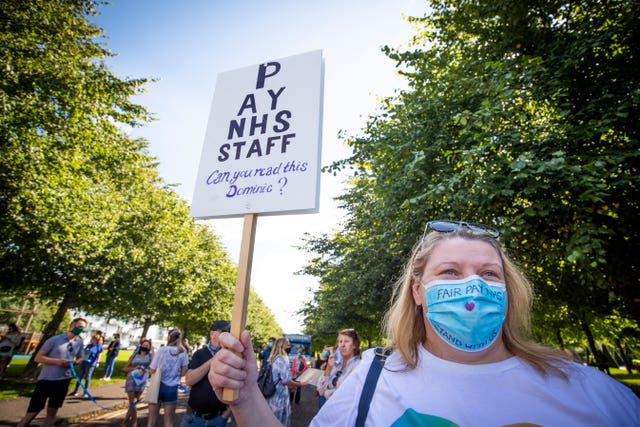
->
[301, 0, 639, 355]
[0, 0, 283, 364]
[1, 0, 155, 315]
[246, 290, 283, 350]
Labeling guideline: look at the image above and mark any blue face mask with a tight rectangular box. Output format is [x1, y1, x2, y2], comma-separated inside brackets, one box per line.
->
[423, 275, 506, 352]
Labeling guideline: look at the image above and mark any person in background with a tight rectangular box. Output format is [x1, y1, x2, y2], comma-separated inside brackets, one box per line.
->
[289, 346, 307, 405]
[182, 337, 193, 358]
[259, 337, 275, 368]
[206, 220, 640, 427]
[180, 320, 232, 427]
[69, 334, 103, 396]
[17, 318, 87, 427]
[313, 346, 330, 409]
[0, 323, 22, 378]
[147, 328, 189, 427]
[132, 336, 155, 359]
[316, 329, 361, 403]
[102, 333, 121, 380]
[266, 337, 302, 427]
[121, 338, 153, 427]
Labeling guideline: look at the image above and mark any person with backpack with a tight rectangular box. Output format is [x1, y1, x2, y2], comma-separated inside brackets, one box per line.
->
[207, 220, 640, 427]
[264, 337, 301, 426]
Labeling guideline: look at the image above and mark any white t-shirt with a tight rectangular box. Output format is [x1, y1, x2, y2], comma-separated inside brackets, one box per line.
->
[150, 346, 189, 387]
[311, 346, 640, 427]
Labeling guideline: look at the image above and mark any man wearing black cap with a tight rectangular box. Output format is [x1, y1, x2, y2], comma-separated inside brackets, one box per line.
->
[180, 320, 231, 427]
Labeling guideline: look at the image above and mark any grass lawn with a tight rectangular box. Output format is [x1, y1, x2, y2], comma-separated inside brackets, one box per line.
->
[0, 350, 133, 400]
[610, 367, 640, 396]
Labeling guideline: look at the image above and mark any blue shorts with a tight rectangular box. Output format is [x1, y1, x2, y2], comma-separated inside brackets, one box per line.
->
[157, 382, 178, 404]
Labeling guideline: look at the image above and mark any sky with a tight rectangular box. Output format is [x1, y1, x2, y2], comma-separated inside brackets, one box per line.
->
[92, 0, 427, 333]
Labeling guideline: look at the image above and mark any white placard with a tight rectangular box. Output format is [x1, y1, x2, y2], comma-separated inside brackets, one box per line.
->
[191, 50, 324, 219]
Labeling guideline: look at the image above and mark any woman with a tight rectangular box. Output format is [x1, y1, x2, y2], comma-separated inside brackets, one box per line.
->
[266, 337, 301, 427]
[208, 220, 640, 426]
[102, 333, 121, 380]
[121, 339, 153, 427]
[69, 334, 103, 396]
[147, 329, 189, 427]
[316, 329, 360, 402]
[0, 323, 22, 378]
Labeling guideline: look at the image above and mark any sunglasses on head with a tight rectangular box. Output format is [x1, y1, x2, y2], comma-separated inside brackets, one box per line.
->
[424, 220, 499, 239]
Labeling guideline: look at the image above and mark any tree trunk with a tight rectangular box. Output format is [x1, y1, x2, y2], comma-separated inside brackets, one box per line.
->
[579, 314, 598, 361]
[556, 328, 566, 349]
[21, 296, 70, 379]
[615, 339, 634, 374]
[141, 317, 153, 341]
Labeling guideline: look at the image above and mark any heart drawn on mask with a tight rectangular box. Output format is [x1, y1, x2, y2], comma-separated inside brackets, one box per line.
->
[464, 302, 475, 311]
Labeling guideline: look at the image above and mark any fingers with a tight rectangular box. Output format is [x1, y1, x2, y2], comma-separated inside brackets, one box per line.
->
[209, 330, 255, 404]
[239, 330, 257, 379]
[218, 331, 246, 354]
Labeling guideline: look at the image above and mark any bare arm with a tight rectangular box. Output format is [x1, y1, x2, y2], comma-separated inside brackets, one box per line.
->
[209, 331, 281, 427]
[184, 358, 211, 387]
[122, 355, 136, 373]
[34, 347, 69, 367]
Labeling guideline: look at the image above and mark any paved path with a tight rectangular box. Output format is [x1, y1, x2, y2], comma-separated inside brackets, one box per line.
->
[0, 380, 132, 426]
[0, 382, 319, 426]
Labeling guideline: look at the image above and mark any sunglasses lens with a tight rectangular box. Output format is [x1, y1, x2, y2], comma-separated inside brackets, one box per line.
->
[425, 220, 499, 238]
[428, 221, 459, 233]
[467, 224, 499, 238]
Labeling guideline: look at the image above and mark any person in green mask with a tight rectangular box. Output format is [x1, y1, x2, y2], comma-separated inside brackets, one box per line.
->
[17, 317, 87, 427]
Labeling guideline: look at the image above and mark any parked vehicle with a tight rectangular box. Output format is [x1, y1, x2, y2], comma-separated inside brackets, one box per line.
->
[284, 333, 313, 367]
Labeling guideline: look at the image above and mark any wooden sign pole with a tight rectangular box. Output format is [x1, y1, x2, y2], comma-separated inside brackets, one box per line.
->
[223, 213, 258, 401]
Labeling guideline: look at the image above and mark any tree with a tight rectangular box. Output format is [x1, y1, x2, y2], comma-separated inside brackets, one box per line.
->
[246, 290, 283, 351]
[1, 3, 288, 377]
[301, 0, 639, 353]
[0, 0, 158, 376]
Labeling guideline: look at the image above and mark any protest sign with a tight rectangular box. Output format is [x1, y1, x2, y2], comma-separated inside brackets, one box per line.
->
[191, 51, 324, 401]
[191, 50, 324, 218]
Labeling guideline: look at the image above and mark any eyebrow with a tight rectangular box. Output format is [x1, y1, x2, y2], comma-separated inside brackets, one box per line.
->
[428, 261, 503, 270]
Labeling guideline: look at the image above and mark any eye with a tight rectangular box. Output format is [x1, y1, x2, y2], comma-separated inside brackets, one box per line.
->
[440, 269, 459, 277]
[481, 270, 503, 280]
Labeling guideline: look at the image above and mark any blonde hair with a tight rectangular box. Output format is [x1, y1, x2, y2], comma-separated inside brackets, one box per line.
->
[383, 227, 569, 377]
[268, 337, 290, 363]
